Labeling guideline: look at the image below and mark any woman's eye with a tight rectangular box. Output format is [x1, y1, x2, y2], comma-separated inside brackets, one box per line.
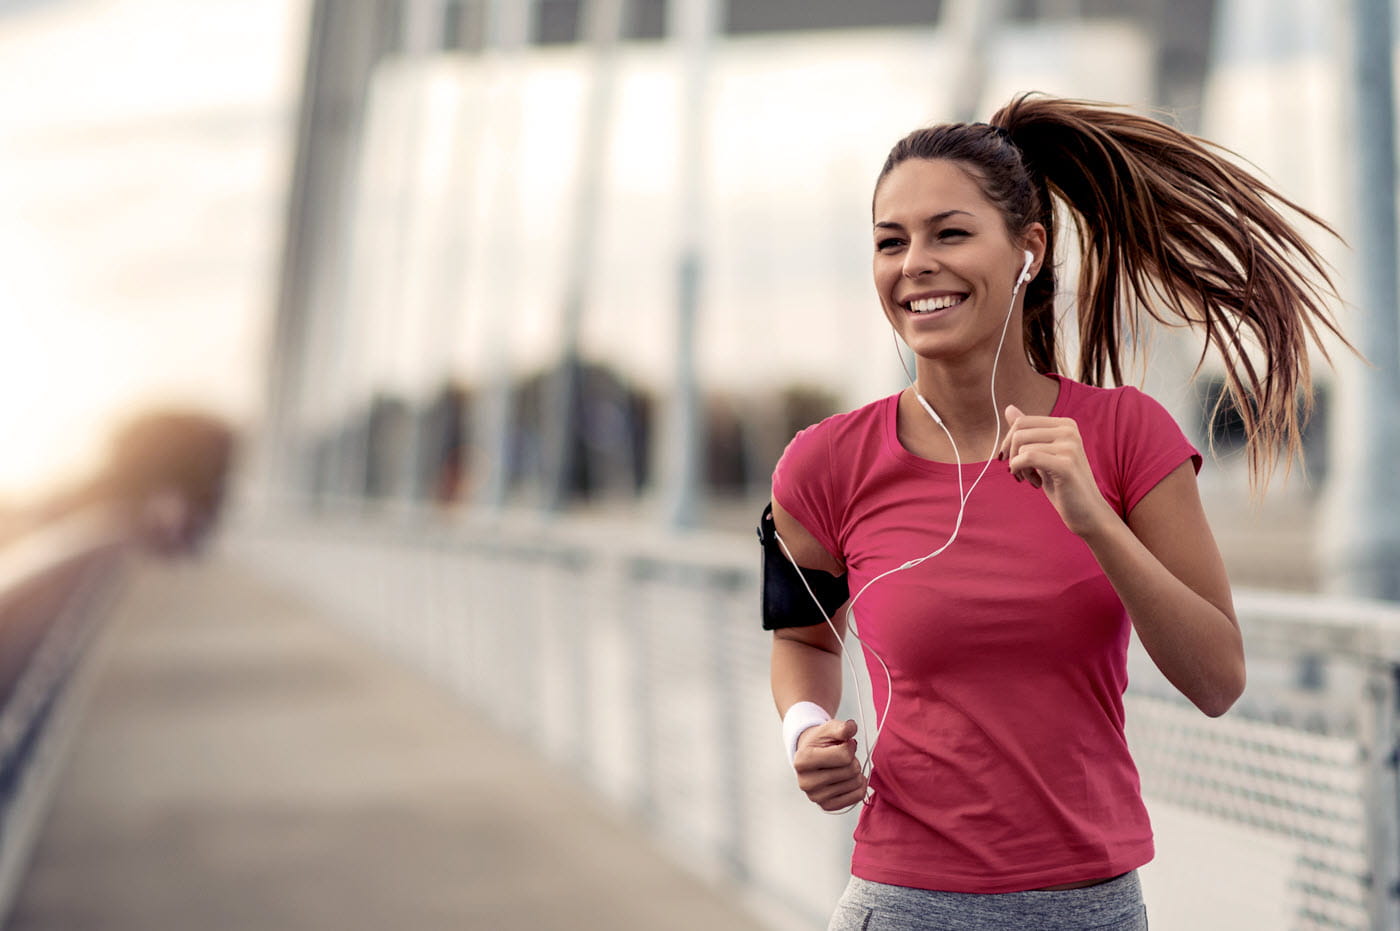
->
[876, 238, 904, 252]
[938, 228, 970, 240]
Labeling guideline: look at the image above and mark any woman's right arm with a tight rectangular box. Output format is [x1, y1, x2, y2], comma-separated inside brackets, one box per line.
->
[769, 495, 846, 714]
[768, 497, 868, 811]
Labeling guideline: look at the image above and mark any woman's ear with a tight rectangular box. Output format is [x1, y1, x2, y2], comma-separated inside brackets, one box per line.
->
[1021, 223, 1048, 278]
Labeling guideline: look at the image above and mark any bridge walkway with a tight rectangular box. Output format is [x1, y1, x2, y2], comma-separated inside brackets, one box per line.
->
[6, 557, 768, 931]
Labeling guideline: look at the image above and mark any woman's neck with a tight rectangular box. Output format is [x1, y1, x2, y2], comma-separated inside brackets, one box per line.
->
[901, 359, 1058, 461]
[914, 357, 1054, 426]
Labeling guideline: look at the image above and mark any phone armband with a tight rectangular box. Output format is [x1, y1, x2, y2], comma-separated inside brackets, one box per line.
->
[757, 503, 849, 630]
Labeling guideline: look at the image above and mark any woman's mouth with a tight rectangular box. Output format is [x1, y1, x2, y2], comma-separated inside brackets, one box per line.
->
[904, 294, 968, 315]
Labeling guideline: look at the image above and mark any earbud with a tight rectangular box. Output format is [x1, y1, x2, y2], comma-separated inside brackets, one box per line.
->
[1016, 250, 1034, 287]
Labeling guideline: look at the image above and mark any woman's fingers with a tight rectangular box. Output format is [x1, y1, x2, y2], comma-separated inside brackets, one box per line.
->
[800, 762, 868, 811]
[1008, 441, 1076, 485]
[813, 780, 869, 811]
[996, 404, 1024, 461]
[998, 406, 1066, 460]
[1003, 426, 1076, 487]
[794, 719, 866, 810]
[999, 411, 1116, 536]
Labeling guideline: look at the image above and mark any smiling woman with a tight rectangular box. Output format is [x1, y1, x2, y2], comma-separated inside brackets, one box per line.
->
[871, 160, 1046, 411]
[765, 93, 1353, 931]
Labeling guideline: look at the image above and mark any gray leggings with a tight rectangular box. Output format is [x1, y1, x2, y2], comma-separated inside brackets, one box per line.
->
[828, 871, 1147, 930]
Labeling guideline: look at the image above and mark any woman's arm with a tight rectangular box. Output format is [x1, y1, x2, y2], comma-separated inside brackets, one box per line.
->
[768, 497, 868, 810]
[769, 497, 846, 716]
[1088, 462, 1243, 715]
[1002, 408, 1245, 717]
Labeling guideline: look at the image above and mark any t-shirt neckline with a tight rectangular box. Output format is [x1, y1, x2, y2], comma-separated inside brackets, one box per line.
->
[884, 373, 1070, 475]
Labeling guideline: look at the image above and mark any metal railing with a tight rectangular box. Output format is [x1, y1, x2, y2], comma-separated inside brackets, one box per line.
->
[0, 511, 129, 925]
[232, 506, 1400, 931]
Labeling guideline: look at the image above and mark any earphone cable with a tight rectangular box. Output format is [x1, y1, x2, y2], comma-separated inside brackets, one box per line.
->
[778, 264, 1030, 812]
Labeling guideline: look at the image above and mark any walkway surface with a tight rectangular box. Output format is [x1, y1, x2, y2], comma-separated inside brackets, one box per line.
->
[6, 558, 769, 931]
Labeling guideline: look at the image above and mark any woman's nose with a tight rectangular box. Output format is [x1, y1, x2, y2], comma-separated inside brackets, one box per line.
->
[902, 244, 937, 279]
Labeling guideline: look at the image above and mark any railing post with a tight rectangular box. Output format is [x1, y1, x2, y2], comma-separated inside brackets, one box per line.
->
[709, 570, 747, 882]
[625, 559, 657, 822]
[1360, 663, 1400, 930]
[1323, 0, 1400, 600]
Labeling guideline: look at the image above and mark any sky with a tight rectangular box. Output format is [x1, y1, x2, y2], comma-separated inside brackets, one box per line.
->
[0, 0, 305, 501]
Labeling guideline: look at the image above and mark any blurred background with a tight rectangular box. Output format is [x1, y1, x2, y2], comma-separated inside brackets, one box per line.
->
[1, 0, 1399, 929]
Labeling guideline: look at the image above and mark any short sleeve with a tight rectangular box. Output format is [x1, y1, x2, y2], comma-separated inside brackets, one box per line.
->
[771, 423, 843, 561]
[1111, 387, 1203, 516]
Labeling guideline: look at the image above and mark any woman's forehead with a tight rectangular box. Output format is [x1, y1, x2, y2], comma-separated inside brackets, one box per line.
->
[873, 158, 992, 223]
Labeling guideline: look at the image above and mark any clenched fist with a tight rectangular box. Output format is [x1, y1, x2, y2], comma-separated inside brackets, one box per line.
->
[793, 718, 868, 811]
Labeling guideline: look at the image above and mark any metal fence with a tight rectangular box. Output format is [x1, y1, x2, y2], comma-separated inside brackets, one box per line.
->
[231, 507, 1400, 931]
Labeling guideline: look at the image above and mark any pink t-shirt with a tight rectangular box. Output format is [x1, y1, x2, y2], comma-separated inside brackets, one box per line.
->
[772, 375, 1200, 893]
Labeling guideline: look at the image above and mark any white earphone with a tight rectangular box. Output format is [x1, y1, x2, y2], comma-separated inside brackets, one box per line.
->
[1016, 249, 1034, 286]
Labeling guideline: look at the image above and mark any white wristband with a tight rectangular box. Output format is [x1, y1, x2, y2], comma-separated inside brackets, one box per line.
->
[782, 701, 832, 767]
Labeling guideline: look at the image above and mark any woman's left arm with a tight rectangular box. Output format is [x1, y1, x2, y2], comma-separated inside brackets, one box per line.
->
[1002, 406, 1244, 717]
[1085, 462, 1244, 716]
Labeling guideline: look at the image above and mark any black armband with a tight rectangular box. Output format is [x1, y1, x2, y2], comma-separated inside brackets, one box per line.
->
[757, 503, 849, 630]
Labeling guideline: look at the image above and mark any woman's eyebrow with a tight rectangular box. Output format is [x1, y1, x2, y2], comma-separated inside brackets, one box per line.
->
[873, 209, 974, 231]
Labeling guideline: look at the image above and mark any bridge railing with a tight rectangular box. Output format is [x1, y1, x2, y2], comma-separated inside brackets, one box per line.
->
[0, 511, 129, 924]
[232, 506, 1400, 931]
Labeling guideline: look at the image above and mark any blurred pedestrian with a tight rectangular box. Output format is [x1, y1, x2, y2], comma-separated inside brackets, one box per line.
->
[764, 93, 1349, 930]
[3, 409, 236, 556]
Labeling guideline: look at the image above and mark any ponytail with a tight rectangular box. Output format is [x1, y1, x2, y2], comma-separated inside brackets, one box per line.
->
[987, 93, 1349, 486]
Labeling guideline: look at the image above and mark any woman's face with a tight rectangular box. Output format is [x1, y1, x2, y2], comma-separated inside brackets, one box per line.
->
[872, 157, 1041, 364]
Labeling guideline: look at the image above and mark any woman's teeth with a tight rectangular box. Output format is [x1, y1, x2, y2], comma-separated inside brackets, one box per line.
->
[908, 295, 964, 314]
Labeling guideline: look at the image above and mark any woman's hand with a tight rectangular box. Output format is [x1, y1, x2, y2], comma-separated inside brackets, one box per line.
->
[998, 404, 1115, 538]
[793, 719, 867, 811]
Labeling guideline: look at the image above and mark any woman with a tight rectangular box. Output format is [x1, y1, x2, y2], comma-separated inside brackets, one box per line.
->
[767, 94, 1347, 930]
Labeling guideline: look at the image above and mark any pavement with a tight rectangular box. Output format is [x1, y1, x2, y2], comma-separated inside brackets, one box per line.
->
[6, 558, 769, 931]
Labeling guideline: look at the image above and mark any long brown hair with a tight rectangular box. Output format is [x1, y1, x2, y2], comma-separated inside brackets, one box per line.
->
[876, 93, 1350, 486]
